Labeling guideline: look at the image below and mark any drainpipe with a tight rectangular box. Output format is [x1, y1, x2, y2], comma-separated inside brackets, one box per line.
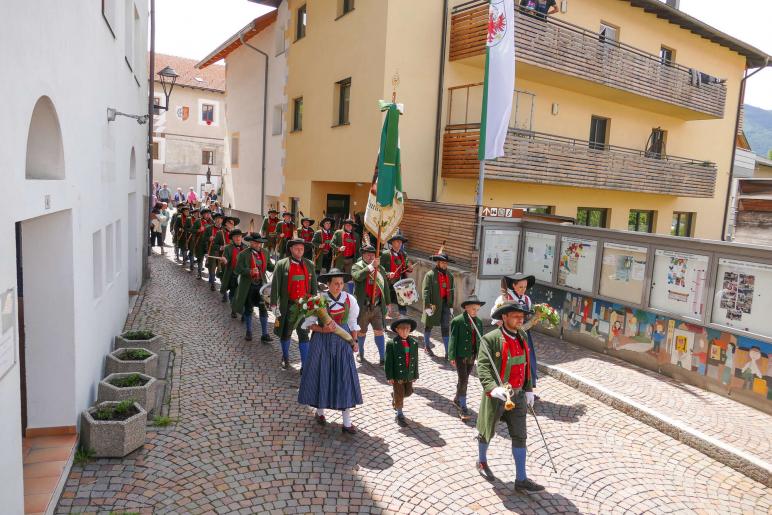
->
[722, 57, 768, 241]
[431, 0, 450, 202]
[239, 32, 269, 217]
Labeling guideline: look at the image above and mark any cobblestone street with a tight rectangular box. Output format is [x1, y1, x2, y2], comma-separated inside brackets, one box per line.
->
[57, 252, 772, 514]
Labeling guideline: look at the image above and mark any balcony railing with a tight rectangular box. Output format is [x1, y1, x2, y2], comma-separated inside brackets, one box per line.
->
[449, 1, 727, 119]
[442, 127, 717, 198]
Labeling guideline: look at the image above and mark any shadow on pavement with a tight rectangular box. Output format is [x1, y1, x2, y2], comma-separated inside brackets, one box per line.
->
[531, 399, 586, 423]
[397, 418, 447, 448]
[492, 481, 582, 513]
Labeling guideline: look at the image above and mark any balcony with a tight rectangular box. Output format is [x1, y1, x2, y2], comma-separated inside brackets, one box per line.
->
[449, 1, 727, 120]
[442, 127, 717, 198]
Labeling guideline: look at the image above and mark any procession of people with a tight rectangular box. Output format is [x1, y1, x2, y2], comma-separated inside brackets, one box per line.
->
[160, 204, 550, 493]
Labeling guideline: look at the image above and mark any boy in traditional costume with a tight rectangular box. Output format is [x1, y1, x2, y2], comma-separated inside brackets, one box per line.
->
[421, 250, 455, 359]
[312, 217, 335, 273]
[380, 234, 412, 317]
[212, 216, 239, 291]
[232, 233, 274, 342]
[475, 301, 544, 493]
[448, 295, 485, 421]
[384, 317, 419, 427]
[218, 229, 246, 307]
[351, 244, 391, 365]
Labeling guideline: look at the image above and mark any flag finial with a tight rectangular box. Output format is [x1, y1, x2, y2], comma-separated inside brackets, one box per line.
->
[391, 71, 400, 103]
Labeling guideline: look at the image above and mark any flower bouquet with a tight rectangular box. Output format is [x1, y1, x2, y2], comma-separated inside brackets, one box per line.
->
[296, 294, 356, 348]
[532, 303, 560, 329]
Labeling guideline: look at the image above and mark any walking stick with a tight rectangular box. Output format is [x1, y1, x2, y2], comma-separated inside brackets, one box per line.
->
[528, 403, 557, 473]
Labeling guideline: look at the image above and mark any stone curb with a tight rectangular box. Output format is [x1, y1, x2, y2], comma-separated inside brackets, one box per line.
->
[539, 362, 772, 487]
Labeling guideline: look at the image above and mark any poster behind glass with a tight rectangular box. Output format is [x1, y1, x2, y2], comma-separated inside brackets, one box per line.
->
[711, 258, 772, 337]
[557, 237, 596, 292]
[523, 232, 556, 283]
[649, 250, 708, 319]
[598, 242, 648, 304]
[481, 229, 519, 276]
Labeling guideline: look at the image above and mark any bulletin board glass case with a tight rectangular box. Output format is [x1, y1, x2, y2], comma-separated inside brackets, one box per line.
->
[711, 258, 772, 337]
[649, 249, 709, 319]
[523, 232, 556, 283]
[598, 242, 648, 304]
[480, 228, 519, 277]
[557, 237, 597, 292]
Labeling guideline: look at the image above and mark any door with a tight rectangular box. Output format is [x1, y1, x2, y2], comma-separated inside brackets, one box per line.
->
[326, 194, 350, 228]
[15, 222, 26, 434]
[589, 116, 609, 150]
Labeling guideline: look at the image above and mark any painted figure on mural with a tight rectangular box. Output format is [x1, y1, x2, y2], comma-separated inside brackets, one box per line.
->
[741, 347, 763, 390]
[651, 319, 667, 354]
[722, 342, 736, 389]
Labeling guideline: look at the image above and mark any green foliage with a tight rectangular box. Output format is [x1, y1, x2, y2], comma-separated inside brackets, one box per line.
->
[93, 407, 114, 420]
[73, 446, 94, 466]
[92, 400, 137, 421]
[152, 415, 176, 427]
[121, 349, 152, 361]
[109, 374, 147, 388]
[122, 330, 155, 340]
[743, 104, 772, 159]
[113, 400, 135, 415]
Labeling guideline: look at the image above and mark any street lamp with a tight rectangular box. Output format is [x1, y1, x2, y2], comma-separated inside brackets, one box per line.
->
[156, 65, 179, 112]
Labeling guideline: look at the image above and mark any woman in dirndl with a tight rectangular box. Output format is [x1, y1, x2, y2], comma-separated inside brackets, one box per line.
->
[492, 273, 539, 389]
[298, 268, 363, 434]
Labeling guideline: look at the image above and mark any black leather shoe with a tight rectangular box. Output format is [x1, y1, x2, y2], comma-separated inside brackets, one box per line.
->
[261, 334, 272, 344]
[515, 478, 545, 493]
[245, 331, 252, 341]
[341, 425, 357, 435]
[210, 283, 215, 291]
[424, 347, 435, 357]
[477, 461, 495, 481]
[378, 359, 385, 366]
[460, 407, 471, 421]
[221, 296, 227, 303]
[230, 312, 237, 318]
[396, 414, 408, 427]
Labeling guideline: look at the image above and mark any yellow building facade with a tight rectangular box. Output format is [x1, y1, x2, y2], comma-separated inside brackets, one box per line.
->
[276, 0, 769, 239]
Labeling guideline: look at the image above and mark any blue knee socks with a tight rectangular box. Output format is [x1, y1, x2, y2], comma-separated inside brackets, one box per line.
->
[459, 396, 467, 409]
[244, 310, 253, 332]
[298, 341, 309, 366]
[281, 339, 290, 360]
[478, 441, 489, 463]
[442, 336, 449, 355]
[374, 335, 385, 360]
[423, 331, 432, 348]
[260, 316, 268, 336]
[513, 446, 527, 482]
[357, 336, 366, 357]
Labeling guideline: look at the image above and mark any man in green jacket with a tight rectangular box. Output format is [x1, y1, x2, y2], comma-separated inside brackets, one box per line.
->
[182, 207, 197, 269]
[384, 317, 419, 427]
[200, 212, 224, 290]
[232, 233, 274, 343]
[352, 244, 391, 365]
[421, 251, 455, 359]
[274, 211, 296, 258]
[448, 295, 485, 420]
[475, 301, 543, 493]
[312, 217, 335, 272]
[270, 238, 318, 370]
[191, 208, 213, 278]
[260, 208, 280, 255]
[331, 218, 360, 281]
[218, 229, 246, 306]
[171, 204, 188, 262]
[380, 234, 411, 317]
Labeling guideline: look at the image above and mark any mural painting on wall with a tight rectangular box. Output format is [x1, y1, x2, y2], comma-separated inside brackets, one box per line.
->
[554, 289, 772, 401]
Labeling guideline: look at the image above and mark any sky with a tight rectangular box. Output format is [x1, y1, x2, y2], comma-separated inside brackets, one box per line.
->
[154, 0, 772, 110]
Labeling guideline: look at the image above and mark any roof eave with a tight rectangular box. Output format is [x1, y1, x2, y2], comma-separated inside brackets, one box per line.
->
[196, 19, 257, 70]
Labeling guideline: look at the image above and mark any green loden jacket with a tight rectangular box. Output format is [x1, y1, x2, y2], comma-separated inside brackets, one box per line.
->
[261, 216, 280, 238]
[448, 313, 483, 362]
[380, 249, 409, 285]
[231, 248, 274, 314]
[170, 213, 181, 244]
[191, 218, 212, 259]
[384, 335, 419, 382]
[198, 223, 222, 260]
[179, 215, 193, 251]
[274, 221, 296, 256]
[219, 242, 247, 294]
[421, 267, 455, 327]
[311, 229, 334, 269]
[270, 257, 318, 335]
[331, 229, 360, 269]
[476, 327, 532, 444]
[351, 259, 391, 317]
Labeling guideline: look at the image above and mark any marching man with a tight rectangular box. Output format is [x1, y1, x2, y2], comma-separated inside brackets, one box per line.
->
[312, 216, 335, 273]
[261, 208, 280, 255]
[270, 238, 318, 370]
[448, 294, 485, 421]
[475, 301, 544, 493]
[218, 228, 246, 308]
[274, 211, 296, 258]
[172, 204, 189, 262]
[421, 249, 455, 359]
[298, 217, 315, 260]
[200, 212, 224, 290]
[232, 233, 274, 343]
[191, 208, 212, 279]
[332, 218, 360, 285]
[351, 244, 391, 365]
[380, 234, 412, 318]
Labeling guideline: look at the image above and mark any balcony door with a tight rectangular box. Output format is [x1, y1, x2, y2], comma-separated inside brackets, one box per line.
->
[589, 116, 609, 150]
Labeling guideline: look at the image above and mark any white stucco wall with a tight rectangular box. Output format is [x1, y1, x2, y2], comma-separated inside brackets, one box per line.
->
[0, 1, 148, 511]
[223, 2, 288, 218]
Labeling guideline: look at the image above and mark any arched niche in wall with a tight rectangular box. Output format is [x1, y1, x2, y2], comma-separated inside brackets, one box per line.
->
[25, 96, 65, 180]
[129, 147, 136, 180]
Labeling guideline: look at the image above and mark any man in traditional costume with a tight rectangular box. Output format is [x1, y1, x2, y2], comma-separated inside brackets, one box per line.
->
[218, 229, 246, 308]
[380, 234, 411, 317]
[331, 218, 360, 284]
[211, 216, 239, 290]
[448, 295, 485, 421]
[421, 251, 455, 359]
[232, 233, 274, 343]
[274, 211, 296, 258]
[298, 269, 361, 434]
[493, 273, 539, 390]
[475, 301, 544, 493]
[270, 238, 318, 370]
[312, 216, 335, 273]
[351, 244, 391, 365]
[260, 208, 280, 255]
[171, 203, 188, 262]
[384, 317, 419, 427]
[298, 217, 315, 260]
[182, 207, 198, 269]
[200, 212, 224, 290]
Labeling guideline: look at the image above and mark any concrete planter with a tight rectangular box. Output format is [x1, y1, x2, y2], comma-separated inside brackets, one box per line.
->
[105, 348, 160, 378]
[81, 401, 147, 458]
[98, 373, 158, 411]
[114, 333, 165, 355]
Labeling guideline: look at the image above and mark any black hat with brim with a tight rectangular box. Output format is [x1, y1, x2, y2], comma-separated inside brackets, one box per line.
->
[286, 238, 308, 249]
[245, 232, 268, 243]
[179, 205, 190, 211]
[461, 295, 486, 308]
[320, 217, 334, 226]
[431, 253, 454, 263]
[343, 218, 356, 225]
[301, 217, 315, 225]
[318, 268, 352, 283]
[390, 317, 417, 333]
[224, 216, 240, 226]
[491, 301, 532, 320]
[388, 234, 409, 244]
[503, 273, 536, 290]
[230, 229, 244, 238]
[267, 208, 279, 214]
[282, 211, 295, 218]
[360, 244, 377, 254]
[200, 208, 211, 214]
[212, 212, 225, 219]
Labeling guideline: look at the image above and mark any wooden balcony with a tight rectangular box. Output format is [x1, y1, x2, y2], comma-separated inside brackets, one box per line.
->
[442, 128, 718, 198]
[449, 2, 727, 119]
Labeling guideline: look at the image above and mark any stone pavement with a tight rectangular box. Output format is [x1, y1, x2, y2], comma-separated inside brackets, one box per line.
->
[532, 332, 772, 485]
[56, 251, 772, 514]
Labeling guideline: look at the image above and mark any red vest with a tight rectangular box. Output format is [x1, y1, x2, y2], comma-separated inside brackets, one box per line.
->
[224, 230, 231, 245]
[389, 251, 405, 274]
[500, 330, 529, 390]
[438, 271, 450, 299]
[365, 270, 382, 300]
[320, 230, 333, 251]
[281, 222, 294, 239]
[299, 227, 314, 242]
[229, 246, 241, 268]
[401, 338, 411, 368]
[250, 250, 266, 280]
[342, 231, 356, 257]
[288, 260, 310, 301]
[198, 218, 209, 233]
[328, 294, 350, 324]
[267, 217, 279, 234]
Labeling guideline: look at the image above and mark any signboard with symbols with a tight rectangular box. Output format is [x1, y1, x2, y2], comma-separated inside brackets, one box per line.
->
[481, 206, 516, 218]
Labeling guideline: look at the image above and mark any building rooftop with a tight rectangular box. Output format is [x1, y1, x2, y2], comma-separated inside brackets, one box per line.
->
[153, 53, 225, 92]
[196, 11, 278, 70]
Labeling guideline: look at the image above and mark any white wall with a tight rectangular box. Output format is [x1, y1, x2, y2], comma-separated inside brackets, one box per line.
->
[0, 0, 148, 510]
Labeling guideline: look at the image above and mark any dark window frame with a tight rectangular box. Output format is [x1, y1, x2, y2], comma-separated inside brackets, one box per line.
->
[589, 115, 610, 151]
[335, 78, 351, 126]
[628, 209, 655, 233]
[576, 207, 609, 228]
[202, 104, 215, 123]
[292, 97, 303, 132]
[336, 0, 355, 19]
[202, 150, 215, 166]
[295, 4, 307, 41]
[660, 45, 675, 65]
[671, 212, 694, 237]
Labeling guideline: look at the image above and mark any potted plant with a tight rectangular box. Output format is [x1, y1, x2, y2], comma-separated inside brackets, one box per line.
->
[98, 373, 158, 412]
[114, 330, 164, 355]
[105, 348, 160, 378]
[80, 400, 147, 458]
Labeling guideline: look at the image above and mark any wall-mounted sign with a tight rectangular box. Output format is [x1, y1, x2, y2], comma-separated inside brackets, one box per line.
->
[523, 232, 556, 283]
[557, 237, 596, 292]
[599, 242, 648, 304]
[711, 258, 772, 337]
[481, 206, 516, 218]
[176, 106, 190, 121]
[481, 229, 519, 276]
[649, 250, 708, 319]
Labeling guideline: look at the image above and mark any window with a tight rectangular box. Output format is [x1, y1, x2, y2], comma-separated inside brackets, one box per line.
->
[202, 104, 215, 124]
[230, 133, 240, 167]
[671, 212, 694, 237]
[202, 150, 215, 165]
[296, 4, 307, 41]
[589, 116, 609, 150]
[102, 0, 117, 37]
[599, 22, 619, 45]
[576, 207, 609, 228]
[275, 25, 286, 56]
[292, 97, 303, 132]
[151, 141, 159, 160]
[660, 46, 675, 65]
[516, 205, 554, 214]
[272, 105, 283, 136]
[93, 230, 103, 299]
[628, 210, 655, 233]
[337, 0, 354, 18]
[645, 128, 667, 159]
[335, 78, 351, 126]
[105, 223, 115, 281]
